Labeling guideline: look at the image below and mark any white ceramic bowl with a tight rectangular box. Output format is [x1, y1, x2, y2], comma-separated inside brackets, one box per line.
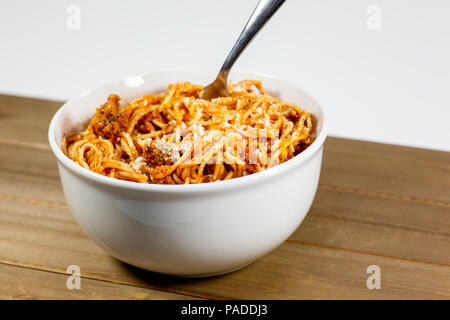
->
[48, 70, 327, 277]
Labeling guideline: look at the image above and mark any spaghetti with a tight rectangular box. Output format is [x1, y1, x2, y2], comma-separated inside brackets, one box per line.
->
[62, 80, 314, 184]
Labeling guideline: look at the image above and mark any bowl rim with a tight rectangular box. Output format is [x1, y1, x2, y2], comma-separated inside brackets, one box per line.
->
[48, 69, 328, 193]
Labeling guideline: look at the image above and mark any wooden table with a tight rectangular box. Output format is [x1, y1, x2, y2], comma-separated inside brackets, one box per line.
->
[0, 93, 449, 300]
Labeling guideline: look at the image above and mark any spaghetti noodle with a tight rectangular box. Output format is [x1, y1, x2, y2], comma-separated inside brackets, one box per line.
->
[62, 80, 313, 184]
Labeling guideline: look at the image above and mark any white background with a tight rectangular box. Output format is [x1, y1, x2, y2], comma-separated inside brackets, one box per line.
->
[0, 0, 449, 151]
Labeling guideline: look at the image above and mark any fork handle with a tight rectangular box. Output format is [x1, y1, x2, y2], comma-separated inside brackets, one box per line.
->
[220, 0, 286, 75]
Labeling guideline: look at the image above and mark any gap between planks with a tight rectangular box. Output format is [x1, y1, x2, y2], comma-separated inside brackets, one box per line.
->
[287, 239, 450, 269]
[0, 259, 216, 300]
[0, 261, 199, 300]
[1, 181, 448, 210]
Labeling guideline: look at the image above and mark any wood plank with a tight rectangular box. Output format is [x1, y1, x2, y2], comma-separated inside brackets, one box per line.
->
[1, 138, 448, 210]
[1, 138, 449, 234]
[0, 235, 448, 299]
[291, 215, 450, 266]
[312, 187, 450, 236]
[0, 143, 58, 180]
[0, 94, 60, 145]
[1, 165, 448, 239]
[0, 169, 449, 266]
[0, 171, 65, 205]
[0, 94, 449, 299]
[0, 193, 449, 299]
[0, 142, 449, 267]
[1, 134, 449, 206]
[0, 262, 195, 300]
[321, 138, 450, 203]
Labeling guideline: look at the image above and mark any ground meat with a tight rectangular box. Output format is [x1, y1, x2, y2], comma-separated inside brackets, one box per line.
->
[286, 112, 300, 124]
[150, 176, 175, 185]
[294, 142, 309, 155]
[202, 175, 214, 183]
[203, 164, 215, 175]
[143, 143, 174, 167]
[244, 164, 258, 174]
[91, 94, 127, 141]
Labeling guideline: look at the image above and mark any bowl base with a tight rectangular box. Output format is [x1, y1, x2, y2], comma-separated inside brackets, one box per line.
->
[159, 263, 250, 278]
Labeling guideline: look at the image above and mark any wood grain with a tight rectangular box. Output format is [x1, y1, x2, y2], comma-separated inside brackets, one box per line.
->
[0, 94, 449, 299]
[0, 94, 61, 145]
[0, 262, 196, 300]
[0, 188, 449, 299]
